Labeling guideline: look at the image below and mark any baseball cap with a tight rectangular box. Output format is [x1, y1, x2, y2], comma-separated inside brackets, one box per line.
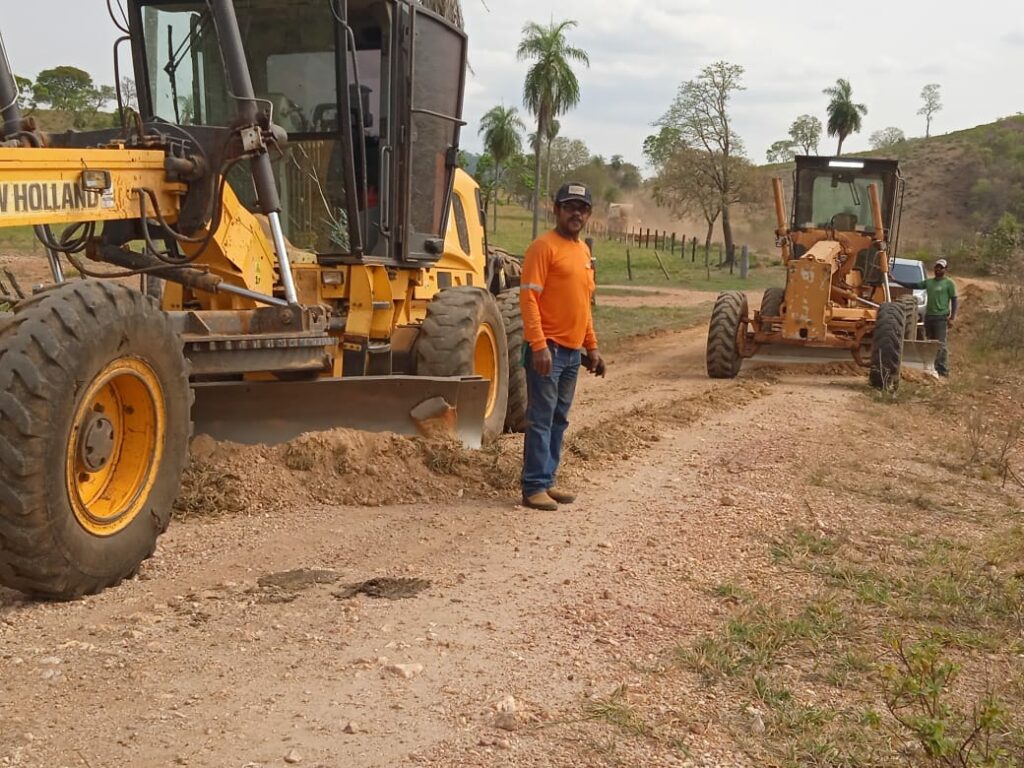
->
[554, 181, 592, 207]
[934, 258, 948, 268]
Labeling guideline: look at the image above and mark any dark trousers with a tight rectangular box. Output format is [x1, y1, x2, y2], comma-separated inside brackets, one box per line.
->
[924, 315, 949, 376]
[522, 342, 581, 496]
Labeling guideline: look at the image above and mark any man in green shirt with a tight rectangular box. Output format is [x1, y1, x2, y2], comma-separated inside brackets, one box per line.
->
[894, 258, 959, 377]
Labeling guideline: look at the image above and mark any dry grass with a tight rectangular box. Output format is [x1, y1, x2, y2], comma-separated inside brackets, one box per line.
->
[576, 294, 1024, 766]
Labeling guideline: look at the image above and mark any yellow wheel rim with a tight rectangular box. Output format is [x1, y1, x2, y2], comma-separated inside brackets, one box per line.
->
[473, 323, 500, 418]
[65, 358, 166, 537]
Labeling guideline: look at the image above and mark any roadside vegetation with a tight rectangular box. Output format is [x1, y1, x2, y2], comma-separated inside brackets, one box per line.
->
[490, 204, 784, 291]
[572, 256, 1024, 766]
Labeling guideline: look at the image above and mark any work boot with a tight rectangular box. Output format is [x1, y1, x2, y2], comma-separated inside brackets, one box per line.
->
[522, 491, 558, 511]
[546, 487, 577, 504]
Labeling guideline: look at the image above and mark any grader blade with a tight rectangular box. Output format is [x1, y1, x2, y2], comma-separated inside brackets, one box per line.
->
[901, 339, 941, 373]
[191, 376, 490, 448]
[751, 344, 859, 366]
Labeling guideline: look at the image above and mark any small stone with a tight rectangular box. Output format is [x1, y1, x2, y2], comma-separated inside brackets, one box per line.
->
[384, 663, 424, 679]
[494, 695, 518, 731]
[745, 705, 765, 734]
[343, 721, 359, 734]
[284, 748, 303, 764]
[719, 495, 736, 507]
[495, 738, 512, 750]
[39, 656, 62, 665]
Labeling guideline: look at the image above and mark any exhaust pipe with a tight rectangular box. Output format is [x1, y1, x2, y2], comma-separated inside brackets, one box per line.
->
[0, 29, 23, 138]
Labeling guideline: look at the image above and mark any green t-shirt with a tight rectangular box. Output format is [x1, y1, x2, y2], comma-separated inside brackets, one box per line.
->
[921, 276, 957, 317]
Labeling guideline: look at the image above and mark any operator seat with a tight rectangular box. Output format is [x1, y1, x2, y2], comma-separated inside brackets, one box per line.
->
[833, 212, 857, 231]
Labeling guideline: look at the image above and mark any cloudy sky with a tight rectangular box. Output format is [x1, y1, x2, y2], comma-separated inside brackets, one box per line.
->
[4, 1, 1021, 171]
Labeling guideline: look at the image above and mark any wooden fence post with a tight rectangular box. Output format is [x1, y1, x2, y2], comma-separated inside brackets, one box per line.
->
[670, 232, 676, 255]
[704, 243, 710, 280]
[740, 245, 749, 280]
[626, 248, 633, 281]
[691, 237, 697, 262]
[653, 250, 671, 281]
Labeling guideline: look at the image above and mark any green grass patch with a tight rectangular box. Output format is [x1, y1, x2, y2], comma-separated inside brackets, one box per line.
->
[488, 202, 785, 291]
[592, 303, 711, 352]
[0, 226, 41, 250]
[584, 684, 654, 739]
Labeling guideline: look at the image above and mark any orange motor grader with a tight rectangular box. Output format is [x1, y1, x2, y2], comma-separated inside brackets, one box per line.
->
[0, 0, 527, 600]
[706, 156, 936, 389]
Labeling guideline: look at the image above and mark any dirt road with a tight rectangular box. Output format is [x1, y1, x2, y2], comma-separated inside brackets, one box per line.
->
[0, 285, 875, 768]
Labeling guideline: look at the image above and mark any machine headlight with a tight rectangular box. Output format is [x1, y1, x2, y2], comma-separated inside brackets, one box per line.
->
[80, 169, 112, 192]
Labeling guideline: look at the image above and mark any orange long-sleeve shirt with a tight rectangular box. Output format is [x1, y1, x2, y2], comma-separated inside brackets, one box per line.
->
[519, 230, 598, 352]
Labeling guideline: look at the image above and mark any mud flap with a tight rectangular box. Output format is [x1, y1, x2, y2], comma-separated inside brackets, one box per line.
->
[191, 375, 490, 448]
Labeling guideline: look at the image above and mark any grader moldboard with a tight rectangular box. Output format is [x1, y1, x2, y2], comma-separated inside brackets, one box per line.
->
[0, 0, 527, 599]
[706, 155, 938, 387]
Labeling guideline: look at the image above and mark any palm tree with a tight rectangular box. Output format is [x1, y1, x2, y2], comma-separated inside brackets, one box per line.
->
[478, 105, 525, 232]
[823, 78, 867, 156]
[543, 118, 560, 207]
[517, 19, 589, 238]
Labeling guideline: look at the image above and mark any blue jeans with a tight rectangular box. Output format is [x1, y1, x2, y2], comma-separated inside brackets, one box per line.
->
[522, 342, 581, 497]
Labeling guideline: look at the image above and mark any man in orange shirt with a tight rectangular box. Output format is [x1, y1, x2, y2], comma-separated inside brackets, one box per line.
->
[519, 182, 605, 511]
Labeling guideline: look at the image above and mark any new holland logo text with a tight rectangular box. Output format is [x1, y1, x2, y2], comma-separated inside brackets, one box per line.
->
[0, 182, 108, 216]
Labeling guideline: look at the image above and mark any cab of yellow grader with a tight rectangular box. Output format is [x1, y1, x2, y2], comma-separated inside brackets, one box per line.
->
[127, 0, 468, 265]
[706, 156, 937, 390]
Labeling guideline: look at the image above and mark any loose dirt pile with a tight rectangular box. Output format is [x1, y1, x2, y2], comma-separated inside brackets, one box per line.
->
[174, 428, 522, 519]
[174, 372, 782, 521]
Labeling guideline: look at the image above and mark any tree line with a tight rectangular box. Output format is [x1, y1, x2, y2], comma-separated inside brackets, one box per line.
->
[766, 81, 944, 163]
[473, 18, 644, 240]
[11, 67, 132, 129]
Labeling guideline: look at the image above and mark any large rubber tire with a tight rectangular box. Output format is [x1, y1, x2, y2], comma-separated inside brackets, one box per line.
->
[706, 291, 748, 379]
[497, 288, 527, 433]
[898, 295, 918, 341]
[416, 287, 509, 444]
[869, 301, 906, 392]
[760, 287, 785, 318]
[759, 287, 785, 331]
[0, 280, 190, 599]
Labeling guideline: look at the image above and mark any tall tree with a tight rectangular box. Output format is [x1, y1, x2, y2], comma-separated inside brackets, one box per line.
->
[517, 18, 590, 238]
[644, 128, 722, 249]
[543, 117, 560, 205]
[918, 83, 942, 138]
[477, 104, 525, 231]
[655, 61, 746, 262]
[788, 114, 822, 155]
[766, 140, 796, 164]
[823, 78, 867, 155]
[120, 77, 139, 111]
[32, 66, 96, 112]
[547, 136, 590, 183]
[869, 126, 906, 150]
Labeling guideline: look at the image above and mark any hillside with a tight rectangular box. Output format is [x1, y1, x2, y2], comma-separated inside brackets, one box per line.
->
[621, 115, 1024, 261]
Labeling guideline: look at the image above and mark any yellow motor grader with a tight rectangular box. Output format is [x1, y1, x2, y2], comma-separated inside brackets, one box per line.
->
[0, 0, 526, 599]
[706, 156, 936, 388]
